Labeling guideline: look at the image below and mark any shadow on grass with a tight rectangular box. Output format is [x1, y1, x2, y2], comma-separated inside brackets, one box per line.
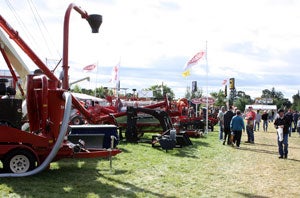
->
[119, 135, 211, 159]
[238, 143, 300, 162]
[287, 158, 300, 163]
[140, 142, 201, 158]
[253, 143, 277, 147]
[149, 137, 211, 158]
[192, 138, 211, 147]
[239, 147, 278, 155]
[254, 141, 300, 150]
[289, 145, 300, 150]
[1, 159, 174, 198]
[97, 171, 176, 198]
[235, 191, 270, 198]
[115, 146, 131, 153]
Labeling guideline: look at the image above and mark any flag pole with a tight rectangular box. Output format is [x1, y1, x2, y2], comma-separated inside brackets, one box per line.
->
[95, 61, 98, 97]
[205, 40, 209, 134]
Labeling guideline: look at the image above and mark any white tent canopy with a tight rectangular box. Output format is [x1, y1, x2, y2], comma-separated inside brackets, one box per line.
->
[245, 104, 277, 111]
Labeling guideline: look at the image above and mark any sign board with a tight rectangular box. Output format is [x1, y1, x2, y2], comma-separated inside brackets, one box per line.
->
[191, 98, 202, 104]
[245, 104, 277, 110]
[138, 90, 153, 98]
[191, 97, 215, 105]
[254, 98, 273, 104]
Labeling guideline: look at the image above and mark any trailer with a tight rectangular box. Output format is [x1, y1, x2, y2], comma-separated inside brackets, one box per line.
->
[0, 4, 121, 176]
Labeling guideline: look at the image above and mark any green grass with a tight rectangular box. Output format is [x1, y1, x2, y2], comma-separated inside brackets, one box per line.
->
[1, 127, 300, 197]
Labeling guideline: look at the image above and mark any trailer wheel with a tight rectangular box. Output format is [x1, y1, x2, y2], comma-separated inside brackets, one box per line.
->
[71, 116, 84, 125]
[3, 149, 36, 173]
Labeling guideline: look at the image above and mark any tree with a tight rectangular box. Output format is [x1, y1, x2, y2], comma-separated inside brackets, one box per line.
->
[233, 91, 252, 112]
[191, 89, 203, 99]
[147, 84, 175, 100]
[94, 86, 113, 98]
[261, 87, 291, 109]
[261, 87, 284, 99]
[81, 88, 94, 96]
[72, 85, 82, 93]
[184, 86, 191, 99]
[282, 98, 292, 109]
[234, 97, 251, 112]
[71, 85, 114, 98]
[71, 84, 94, 95]
[210, 89, 226, 107]
[292, 91, 300, 111]
[184, 86, 203, 99]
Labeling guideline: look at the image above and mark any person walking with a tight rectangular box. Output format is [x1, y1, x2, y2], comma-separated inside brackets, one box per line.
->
[261, 110, 269, 132]
[223, 105, 235, 145]
[230, 110, 245, 148]
[274, 109, 290, 159]
[245, 106, 256, 143]
[292, 111, 299, 132]
[254, 110, 261, 131]
[297, 117, 300, 137]
[217, 106, 226, 141]
[285, 109, 293, 137]
[270, 110, 275, 122]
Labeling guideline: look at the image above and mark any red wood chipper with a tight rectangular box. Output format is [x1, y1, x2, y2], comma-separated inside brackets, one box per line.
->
[0, 4, 121, 177]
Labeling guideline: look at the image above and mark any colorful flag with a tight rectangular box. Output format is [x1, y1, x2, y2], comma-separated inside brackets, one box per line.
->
[183, 51, 205, 71]
[182, 69, 191, 77]
[222, 79, 227, 85]
[109, 61, 120, 83]
[83, 64, 96, 71]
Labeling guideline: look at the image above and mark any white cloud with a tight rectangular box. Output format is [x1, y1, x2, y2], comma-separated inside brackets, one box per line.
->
[0, 0, 300, 102]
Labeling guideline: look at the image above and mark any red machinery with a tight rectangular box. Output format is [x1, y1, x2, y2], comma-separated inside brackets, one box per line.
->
[72, 94, 217, 139]
[116, 97, 217, 137]
[0, 4, 121, 176]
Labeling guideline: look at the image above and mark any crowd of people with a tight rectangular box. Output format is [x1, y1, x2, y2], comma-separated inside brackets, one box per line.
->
[217, 105, 300, 158]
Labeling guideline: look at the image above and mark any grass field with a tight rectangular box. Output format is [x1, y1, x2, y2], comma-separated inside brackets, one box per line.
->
[1, 125, 300, 198]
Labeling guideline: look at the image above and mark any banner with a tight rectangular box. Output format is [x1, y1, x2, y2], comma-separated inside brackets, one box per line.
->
[109, 61, 120, 83]
[183, 51, 205, 71]
[83, 64, 96, 71]
[182, 69, 190, 77]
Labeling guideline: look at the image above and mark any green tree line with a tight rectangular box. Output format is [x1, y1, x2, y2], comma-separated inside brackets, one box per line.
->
[71, 84, 300, 112]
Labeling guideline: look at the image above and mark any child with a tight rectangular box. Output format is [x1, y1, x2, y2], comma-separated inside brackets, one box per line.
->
[297, 117, 300, 137]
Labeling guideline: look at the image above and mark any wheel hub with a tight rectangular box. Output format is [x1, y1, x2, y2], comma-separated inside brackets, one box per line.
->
[10, 155, 30, 173]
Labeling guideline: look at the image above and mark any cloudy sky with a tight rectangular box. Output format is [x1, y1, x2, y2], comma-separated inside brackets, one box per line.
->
[0, 0, 299, 101]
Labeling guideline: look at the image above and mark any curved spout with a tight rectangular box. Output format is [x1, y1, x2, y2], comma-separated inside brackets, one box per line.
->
[62, 3, 101, 90]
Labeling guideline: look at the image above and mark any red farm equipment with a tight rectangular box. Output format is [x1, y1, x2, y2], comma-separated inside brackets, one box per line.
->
[0, 4, 121, 176]
[69, 93, 218, 140]
[116, 97, 218, 139]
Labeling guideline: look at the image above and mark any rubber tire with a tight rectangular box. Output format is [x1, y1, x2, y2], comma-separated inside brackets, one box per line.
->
[3, 149, 36, 173]
[71, 116, 84, 125]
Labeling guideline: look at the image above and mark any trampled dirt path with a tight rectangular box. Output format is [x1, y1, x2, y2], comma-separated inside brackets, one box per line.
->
[220, 126, 300, 197]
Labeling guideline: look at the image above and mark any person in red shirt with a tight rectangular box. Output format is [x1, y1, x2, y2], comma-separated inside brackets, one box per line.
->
[245, 106, 256, 143]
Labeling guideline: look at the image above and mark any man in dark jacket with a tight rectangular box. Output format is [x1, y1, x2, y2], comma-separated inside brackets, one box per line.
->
[274, 109, 290, 159]
[285, 109, 293, 137]
[223, 106, 235, 145]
